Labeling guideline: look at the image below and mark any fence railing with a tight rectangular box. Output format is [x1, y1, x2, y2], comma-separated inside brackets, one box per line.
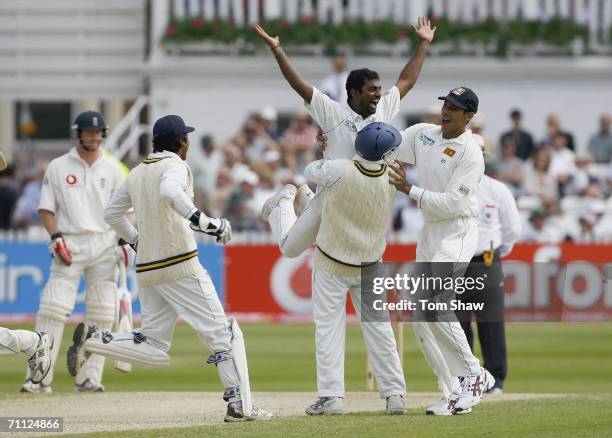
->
[166, 0, 611, 46]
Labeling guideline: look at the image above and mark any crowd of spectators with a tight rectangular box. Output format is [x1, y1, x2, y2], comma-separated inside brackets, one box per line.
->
[2, 100, 611, 245]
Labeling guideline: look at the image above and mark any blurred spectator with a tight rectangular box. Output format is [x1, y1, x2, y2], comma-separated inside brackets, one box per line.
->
[281, 109, 318, 172]
[0, 165, 17, 229]
[206, 166, 233, 217]
[522, 148, 558, 201]
[257, 106, 280, 140]
[224, 168, 263, 231]
[319, 53, 349, 103]
[263, 149, 294, 185]
[224, 144, 250, 182]
[542, 113, 575, 151]
[12, 162, 46, 229]
[521, 209, 562, 243]
[468, 113, 496, 159]
[189, 134, 224, 208]
[236, 118, 280, 164]
[565, 152, 604, 198]
[587, 114, 612, 164]
[548, 133, 576, 195]
[497, 138, 524, 192]
[500, 109, 535, 160]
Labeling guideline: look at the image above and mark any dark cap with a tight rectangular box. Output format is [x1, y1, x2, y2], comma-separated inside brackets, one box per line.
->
[438, 86, 478, 113]
[510, 108, 522, 118]
[153, 115, 195, 138]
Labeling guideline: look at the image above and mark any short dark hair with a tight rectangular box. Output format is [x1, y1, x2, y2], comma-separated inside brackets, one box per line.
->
[346, 68, 380, 103]
[152, 134, 186, 154]
[510, 109, 522, 119]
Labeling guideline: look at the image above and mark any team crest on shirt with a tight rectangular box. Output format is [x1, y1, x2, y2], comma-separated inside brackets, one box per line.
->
[66, 174, 77, 185]
[443, 147, 456, 157]
[458, 184, 470, 195]
[345, 119, 357, 133]
[419, 133, 435, 146]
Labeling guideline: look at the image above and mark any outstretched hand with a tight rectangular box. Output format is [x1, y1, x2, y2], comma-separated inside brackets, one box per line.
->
[411, 16, 436, 43]
[388, 161, 412, 195]
[255, 24, 280, 48]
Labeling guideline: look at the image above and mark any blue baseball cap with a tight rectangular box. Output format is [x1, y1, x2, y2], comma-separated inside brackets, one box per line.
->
[153, 115, 195, 138]
[438, 86, 478, 113]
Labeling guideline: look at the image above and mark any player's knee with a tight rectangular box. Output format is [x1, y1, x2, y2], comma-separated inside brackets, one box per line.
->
[38, 278, 77, 323]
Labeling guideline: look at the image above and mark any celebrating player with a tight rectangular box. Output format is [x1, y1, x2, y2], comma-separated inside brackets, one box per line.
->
[255, 18, 435, 255]
[263, 123, 407, 416]
[67, 115, 272, 422]
[21, 111, 127, 393]
[1, 328, 52, 384]
[389, 87, 495, 415]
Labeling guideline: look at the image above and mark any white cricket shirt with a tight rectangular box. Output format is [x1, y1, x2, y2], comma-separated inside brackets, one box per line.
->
[305, 85, 401, 160]
[39, 147, 122, 235]
[397, 123, 484, 222]
[475, 175, 522, 256]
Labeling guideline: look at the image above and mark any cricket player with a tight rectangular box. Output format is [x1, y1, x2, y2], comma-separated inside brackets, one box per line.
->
[389, 87, 495, 415]
[262, 122, 406, 416]
[255, 18, 435, 255]
[68, 115, 272, 422]
[1, 329, 52, 383]
[21, 111, 126, 393]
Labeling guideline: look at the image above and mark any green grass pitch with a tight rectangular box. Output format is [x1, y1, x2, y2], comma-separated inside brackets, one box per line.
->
[1, 322, 611, 436]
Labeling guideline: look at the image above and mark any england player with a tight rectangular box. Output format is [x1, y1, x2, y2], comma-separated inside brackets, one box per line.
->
[263, 123, 407, 416]
[68, 115, 272, 422]
[389, 87, 495, 415]
[1, 329, 52, 383]
[255, 18, 435, 255]
[21, 111, 126, 393]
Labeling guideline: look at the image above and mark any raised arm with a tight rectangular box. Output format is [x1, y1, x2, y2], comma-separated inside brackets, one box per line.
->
[255, 24, 313, 103]
[394, 17, 436, 99]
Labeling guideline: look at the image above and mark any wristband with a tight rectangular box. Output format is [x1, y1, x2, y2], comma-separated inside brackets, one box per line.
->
[50, 232, 63, 241]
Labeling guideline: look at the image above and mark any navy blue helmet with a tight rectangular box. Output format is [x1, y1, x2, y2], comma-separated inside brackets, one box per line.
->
[355, 122, 401, 162]
[72, 111, 108, 136]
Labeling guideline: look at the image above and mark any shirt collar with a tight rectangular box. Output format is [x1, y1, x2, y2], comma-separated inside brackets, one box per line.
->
[147, 150, 182, 160]
[68, 147, 103, 167]
[352, 154, 385, 168]
[344, 103, 375, 123]
[438, 128, 472, 145]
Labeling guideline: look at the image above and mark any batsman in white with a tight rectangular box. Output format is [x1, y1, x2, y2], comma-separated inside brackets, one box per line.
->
[67, 115, 272, 422]
[21, 111, 128, 394]
[263, 123, 407, 416]
[1, 329, 52, 383]
[254, 18, 435, 254]
[389, 87, 495, 415]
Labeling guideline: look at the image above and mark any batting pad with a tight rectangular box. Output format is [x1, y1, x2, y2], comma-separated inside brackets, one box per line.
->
[84, 332, 170, 368]
[230, 318, 253, 415]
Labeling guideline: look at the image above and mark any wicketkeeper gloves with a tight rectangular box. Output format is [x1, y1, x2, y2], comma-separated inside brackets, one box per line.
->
[189, 211, 232, 244]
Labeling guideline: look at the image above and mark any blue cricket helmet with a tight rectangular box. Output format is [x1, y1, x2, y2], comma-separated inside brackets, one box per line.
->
[72, 111, 108, 133]
[355, 122, 402, 161]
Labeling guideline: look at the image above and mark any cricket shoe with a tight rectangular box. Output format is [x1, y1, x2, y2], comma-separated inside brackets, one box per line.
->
[305, 397, 344, 416]
[261, 184, 297, 221]
[67, 323, 97, 377]
[454, 368, 495, 412]
[385, 394, 406, 415]
[28, 332, 53, 384]
[224, 401, 274, 422]
[75, 379, 105, 393]
[294, 184, 315, 217]
[20, 380, 52, 394]
[425, 397, 471, 416]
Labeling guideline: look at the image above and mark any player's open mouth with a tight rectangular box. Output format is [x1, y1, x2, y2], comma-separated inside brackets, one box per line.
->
[370, 99, 379, 109]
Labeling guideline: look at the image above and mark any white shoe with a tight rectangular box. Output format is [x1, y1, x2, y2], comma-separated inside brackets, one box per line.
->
[385, 394, 406, 415]
[225, 401, 274, 422]
[426, 396, 472, 416]
[28, 332, 53, 384]
[305, 397, 344, 416]
[75, 378, 105, 393]
[294, 184, 314, 217]
[261, 184, 297, 221]
[455, 367, 495, 412]
[20, 380, 52, 394]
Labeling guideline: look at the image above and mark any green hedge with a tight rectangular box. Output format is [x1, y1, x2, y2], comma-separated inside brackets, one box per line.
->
[162, 16, 593, 54]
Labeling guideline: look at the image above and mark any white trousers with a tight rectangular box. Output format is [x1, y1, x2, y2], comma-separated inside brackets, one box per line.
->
[413, 217, 482, 397]
[313, 268, 406, 398]
[138, 272, 232, 354]
[268, 197, 405, 399]
[33, 232, 117, 386]
[269, 190, 324, 258]
[0, 327, 38, 357]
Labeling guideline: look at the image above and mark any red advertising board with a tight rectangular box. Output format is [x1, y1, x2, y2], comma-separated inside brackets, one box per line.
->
[225, 244, 612, 321]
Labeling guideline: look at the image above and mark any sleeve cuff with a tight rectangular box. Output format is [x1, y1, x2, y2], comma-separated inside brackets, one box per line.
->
[408, 185, 424, 203]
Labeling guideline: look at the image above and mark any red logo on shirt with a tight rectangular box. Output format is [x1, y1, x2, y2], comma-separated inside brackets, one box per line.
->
[66, 174, 77, 185]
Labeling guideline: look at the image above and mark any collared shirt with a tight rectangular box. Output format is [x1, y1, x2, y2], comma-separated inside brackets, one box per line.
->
[39, 147, 122, 235]
[305, 85, 401, 160]
[396, 123, 484, 222]
[475, 175, 522, 256]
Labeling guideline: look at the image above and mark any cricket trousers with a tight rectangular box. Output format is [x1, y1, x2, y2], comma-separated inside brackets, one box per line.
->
[412, 217, 483, 398]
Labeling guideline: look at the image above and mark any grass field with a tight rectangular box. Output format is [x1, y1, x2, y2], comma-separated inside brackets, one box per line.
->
[1, 322, 611, 436]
